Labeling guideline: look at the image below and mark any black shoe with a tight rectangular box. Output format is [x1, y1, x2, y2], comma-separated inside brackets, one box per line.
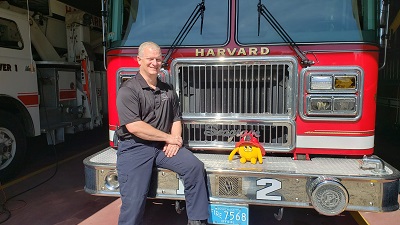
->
[187, 220, 208, 225]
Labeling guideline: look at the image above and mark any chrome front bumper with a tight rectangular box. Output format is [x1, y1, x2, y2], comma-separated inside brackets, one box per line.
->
[84, 147, 399, 215]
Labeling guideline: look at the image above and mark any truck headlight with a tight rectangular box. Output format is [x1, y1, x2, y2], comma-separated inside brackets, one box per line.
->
[300, 67, 362, 120]
[334, 76, 356, 90]
[333, 98, 356, 112]
[310, 76, 332, 90]
[105, 171, 119, 190]
[307, 96, 357, 115]
[309, 98, 332, 111]
[310, 75, 357, 91]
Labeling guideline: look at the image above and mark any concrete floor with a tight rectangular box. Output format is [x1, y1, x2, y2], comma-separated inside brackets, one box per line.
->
[0, 127, 117, 225]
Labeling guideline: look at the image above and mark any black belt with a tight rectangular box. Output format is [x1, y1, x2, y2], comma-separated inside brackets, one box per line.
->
[119, 135, 163, 146]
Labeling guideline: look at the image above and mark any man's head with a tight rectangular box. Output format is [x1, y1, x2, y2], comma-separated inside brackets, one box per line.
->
[137, 41, 162, 78]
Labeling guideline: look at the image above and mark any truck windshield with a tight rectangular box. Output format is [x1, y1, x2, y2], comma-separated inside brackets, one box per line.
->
[238, 0, 379, 44]
[107, 0, 229, 47]
[107, 0, 379, 48]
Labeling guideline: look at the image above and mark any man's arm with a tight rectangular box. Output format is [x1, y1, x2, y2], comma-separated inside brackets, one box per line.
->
[170, 120, 182, 137]
[126, 120, 183, 157]
[125, 120, 182, 146]
[162, 120, 183, 157]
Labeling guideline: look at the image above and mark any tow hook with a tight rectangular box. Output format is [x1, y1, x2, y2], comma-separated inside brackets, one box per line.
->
[274, 207, 284, 221]
[360, 155, 387, 174]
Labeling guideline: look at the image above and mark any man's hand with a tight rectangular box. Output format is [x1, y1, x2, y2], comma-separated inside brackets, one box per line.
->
[163, 143, 180, 157]
[163, 134, 182, 157]
[166, 134, 183, 147]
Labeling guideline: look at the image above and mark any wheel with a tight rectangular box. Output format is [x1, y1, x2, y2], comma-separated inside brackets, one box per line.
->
[0, 111, 27, 181]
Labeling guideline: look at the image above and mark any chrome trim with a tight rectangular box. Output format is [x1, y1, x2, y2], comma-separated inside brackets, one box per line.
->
[182, 113, 292, 123]
[307, 177, 349, 216]
[361, 155, 388, 174]
[171, 56, 298, 152]
[116, 67, 139, 90]
[300, 66, 364, 121]
[116, 67, 171, 89]
[296, 135, 374, 149]
[83, 148, 400, 213]
[183, 120, 295, 152]
[307, 73, 359, 94]
[306, 94, 358, 116]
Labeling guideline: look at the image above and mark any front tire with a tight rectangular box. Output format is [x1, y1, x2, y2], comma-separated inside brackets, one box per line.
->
[0, 111, 26, 181]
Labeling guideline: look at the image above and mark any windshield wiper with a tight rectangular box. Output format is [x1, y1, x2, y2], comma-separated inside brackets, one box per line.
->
[163, 0, 206, 67]
[257, 0, 314, 67]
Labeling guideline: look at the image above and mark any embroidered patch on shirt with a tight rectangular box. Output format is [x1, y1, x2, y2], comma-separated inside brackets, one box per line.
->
[161, 92, 169, 101]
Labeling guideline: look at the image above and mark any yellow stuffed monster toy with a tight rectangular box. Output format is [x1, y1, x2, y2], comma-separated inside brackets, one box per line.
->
[228, 132, 266, 164]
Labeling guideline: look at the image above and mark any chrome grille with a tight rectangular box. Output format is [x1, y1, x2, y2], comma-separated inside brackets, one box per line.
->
[183, 122, 293, 151]
[171, 57, 297, 152]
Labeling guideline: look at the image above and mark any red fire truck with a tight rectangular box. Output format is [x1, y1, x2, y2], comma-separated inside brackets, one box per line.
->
[84, 0, 399, 223]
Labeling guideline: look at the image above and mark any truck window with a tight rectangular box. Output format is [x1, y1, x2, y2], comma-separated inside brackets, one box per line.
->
[0, 17, 24, 50]
[237, 0, 379, 44]
[107, 0, 229, 47]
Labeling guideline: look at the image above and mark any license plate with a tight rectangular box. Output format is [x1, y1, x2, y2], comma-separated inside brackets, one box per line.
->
[208, 204, 249, 225]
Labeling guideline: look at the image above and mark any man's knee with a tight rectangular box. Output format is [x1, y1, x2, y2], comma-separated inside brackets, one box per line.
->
[186, 159, 205, 180]
[191, 157, 205, 171]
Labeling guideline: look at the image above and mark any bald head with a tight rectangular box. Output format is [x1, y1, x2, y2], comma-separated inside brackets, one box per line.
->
[138, 41, 161, 58]
[137, 42, 162, 81]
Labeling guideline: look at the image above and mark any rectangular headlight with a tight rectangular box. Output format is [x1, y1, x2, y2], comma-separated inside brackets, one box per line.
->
[333, 98, 356, 113]
[300, 66, 362, 120]
[307, 96, 357, 116]
[310, 76, 332, 90]
[334, 76, 356, 89]
[309, 97, 332, 112]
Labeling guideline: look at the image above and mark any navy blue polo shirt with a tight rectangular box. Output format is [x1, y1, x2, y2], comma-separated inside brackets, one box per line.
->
[116, 72, 181, 140]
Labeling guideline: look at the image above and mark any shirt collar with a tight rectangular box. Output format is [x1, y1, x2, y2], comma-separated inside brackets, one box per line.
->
[136, 72, 161, 91]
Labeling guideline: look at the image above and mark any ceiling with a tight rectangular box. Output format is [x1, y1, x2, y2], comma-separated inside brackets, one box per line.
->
[7, 0, 102, 16]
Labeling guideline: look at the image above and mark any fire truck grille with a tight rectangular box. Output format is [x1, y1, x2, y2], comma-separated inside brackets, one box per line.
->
[176, 60, 291, 114]
[182, 123, 292, 151]
[172, 57, 297, 152]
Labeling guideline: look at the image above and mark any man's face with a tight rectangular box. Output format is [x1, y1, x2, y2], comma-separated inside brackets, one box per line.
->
[137, 47, 162, 77]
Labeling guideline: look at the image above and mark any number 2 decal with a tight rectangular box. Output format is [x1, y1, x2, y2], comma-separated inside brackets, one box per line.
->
[256, 179, 282, 201]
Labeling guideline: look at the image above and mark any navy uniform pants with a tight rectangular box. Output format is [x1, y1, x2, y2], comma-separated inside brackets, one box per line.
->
[117, 139, 209, 225]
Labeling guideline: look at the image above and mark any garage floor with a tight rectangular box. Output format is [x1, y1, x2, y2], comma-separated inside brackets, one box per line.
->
[0, 127, 117, 225]
[0, 126, 399, 225]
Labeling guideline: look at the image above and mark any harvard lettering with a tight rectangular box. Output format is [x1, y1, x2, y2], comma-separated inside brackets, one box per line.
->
[196, 47, 270, 57]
